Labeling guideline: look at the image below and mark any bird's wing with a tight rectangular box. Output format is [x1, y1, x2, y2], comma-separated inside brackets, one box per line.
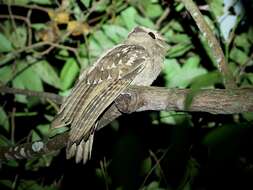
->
[54, 44, 149, 145]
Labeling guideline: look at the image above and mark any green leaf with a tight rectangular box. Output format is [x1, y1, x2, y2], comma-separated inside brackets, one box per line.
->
[180, 57, 207, 86]
[230, 47, 248, 64]
[32, 130, 41, 141]
[135, 16, 155, 28]
[169, 20, 184, 32]
[49, 126, 68, 137]
[0, 180, 12, 189]
[0, 65, 13, 83]
[145, 181, 165, 190]
[0, 107, 9, 132]
[248, 27, 253, 43]
[12, 62, 43, 103]
[79, 57, 90, 70]
[93, 0, 109, 12]
[207, 0, 224, 18]
[145, 3, 163, 19]
[120, 7, 138, 30]
[202, 124, 245, 147]
[29, 0, 53, 5]
[25, 154, 55, 172]
[89, 36, 104, 58]
[0, 53, 16, 65]
[140, 157, 152, 175]
[60, 58, 79, 90]
[168, 34, 191, 44]
[181, 182, 191, 190]
[59, 88, 71, 97]
[246, 73, 253, 84]
[81, 0, 91, 7]
[122, 2, 156, 28]
[163, 57, 207, 88]
[242, 112, 253, 122]
[234, 33, 251, 54]
[166, 43, 192, 58]
[95, 168, 103, 179]
[147, 181, 159, 189]
[185, 72, 222, 109]
[184, 56, 201, 68]
[36, 124, 50, 137]
[163, 59, 181, 86]
[102, 25, 128, 43]
[0, 33, 13, 52]
[93, 30, 115, 50]
[9, 0, 30, 5]
[160, 111, 189, 125]
[31, 23, 47, 30]
[175, 2, 184, 12]
[58, 49, 69, 57]
[18, 180, 57, 190]
[0, 134, 11, 146]
[32, 60, 61, 89]
[11, 26, 27, 49]
[190, 71, 222, 88]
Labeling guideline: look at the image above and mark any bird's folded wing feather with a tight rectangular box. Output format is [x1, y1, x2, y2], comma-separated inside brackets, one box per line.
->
[53, 44, 149, 145]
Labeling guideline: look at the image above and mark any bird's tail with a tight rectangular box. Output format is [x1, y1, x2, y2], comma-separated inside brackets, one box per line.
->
[66, 128, 95, 164]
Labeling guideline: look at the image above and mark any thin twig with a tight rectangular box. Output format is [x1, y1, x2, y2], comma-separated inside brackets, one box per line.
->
[237, 52, 253, 83]
[26, 9, 33, 46]
[0, 86, 62, 104]
[149, 150, 169, 188]
[11, 174, 19, 190]
[155, 7, 170, 29]
[4, 3, 50, 13]
[47, 42, 82, 65]
[140, 147, 170, 188]
[100, 158, 109, 190]
[7, 2, 17, 32]
[36, 45, 56, 57]
[11, 107, 16, 144]
[180, 0, 236, 88]
[0, 41, 82, 68]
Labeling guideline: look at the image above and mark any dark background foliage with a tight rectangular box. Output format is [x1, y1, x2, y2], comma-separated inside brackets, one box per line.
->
[0, 0, 253, 189]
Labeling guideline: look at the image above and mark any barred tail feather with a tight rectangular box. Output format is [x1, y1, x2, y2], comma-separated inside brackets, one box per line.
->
[66, 142, 77, 160]
[66, 130, 95, 164]
[52, 81, 89, 128]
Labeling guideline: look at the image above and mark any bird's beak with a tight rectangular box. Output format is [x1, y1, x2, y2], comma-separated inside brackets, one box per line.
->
[163, 41, 170, 51]
[157, 38, 170, 52]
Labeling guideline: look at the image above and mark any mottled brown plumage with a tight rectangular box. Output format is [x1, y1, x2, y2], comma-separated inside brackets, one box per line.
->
[52, 26, 168, 163]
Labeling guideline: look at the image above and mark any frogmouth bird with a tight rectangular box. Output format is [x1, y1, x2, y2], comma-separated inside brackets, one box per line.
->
[52, 26, 168, 164]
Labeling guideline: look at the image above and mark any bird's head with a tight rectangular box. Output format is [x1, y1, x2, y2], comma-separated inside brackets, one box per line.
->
[126, 26, 169, 56]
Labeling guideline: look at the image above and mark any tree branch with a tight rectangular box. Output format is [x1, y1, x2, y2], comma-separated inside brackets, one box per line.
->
[180, 0, 237, 88]
[0, 86, 252, 161]
[0, 86, 62, 104]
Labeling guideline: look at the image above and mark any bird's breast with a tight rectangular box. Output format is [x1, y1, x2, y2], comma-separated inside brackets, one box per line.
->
[131, 57, 163, 86]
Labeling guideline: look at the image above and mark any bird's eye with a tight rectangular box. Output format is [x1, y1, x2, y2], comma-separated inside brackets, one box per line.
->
[148, 32, 156, 39]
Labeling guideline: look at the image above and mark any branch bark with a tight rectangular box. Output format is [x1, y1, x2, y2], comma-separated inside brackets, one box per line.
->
[180, 0, 237, 88]
[0, 86, 253, 161]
